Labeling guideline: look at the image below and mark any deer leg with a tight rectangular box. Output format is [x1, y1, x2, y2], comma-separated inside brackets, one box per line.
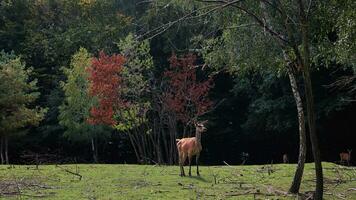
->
[188, 156, 192, 176]
[179, 154, 184, 176]
[196, 154, 200, 176]
[180, 163, 184, 176]
[178, 155, 183, 176]
[181, 154, 186, 176]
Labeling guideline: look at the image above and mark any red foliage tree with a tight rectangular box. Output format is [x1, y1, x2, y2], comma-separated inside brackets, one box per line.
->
[163, 53, 213, 123]
[87, 51, 126, 125]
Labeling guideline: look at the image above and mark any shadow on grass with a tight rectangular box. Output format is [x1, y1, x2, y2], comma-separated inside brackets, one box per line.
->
[183, 175, 208, 182]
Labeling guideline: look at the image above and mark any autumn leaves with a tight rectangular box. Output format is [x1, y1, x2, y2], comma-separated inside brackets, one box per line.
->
[87, 52, 213, 130]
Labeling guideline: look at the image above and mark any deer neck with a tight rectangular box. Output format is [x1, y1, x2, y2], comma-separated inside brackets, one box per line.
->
[195, 130, 202, 145]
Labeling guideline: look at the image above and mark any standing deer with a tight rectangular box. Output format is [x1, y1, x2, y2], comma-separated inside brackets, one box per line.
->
[283, 154, 289, 163]
[176, 120, 207, 176]
[340, 149, 352, 166]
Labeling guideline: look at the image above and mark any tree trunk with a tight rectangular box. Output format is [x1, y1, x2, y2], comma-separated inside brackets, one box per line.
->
[0, 136, 4, 164]
[5, 136, 9, 164]
[91, 137, 98, 163]
[168, 117, 177, 165]
[128, 133, 140, 163]
[303, 68, 323, 199]
[298, 1, 323, 198]
[152, 119, 163, 164]
[95, 136, 98, 163]
[133, 132, 144, 163]
[286, 67, 307, 194]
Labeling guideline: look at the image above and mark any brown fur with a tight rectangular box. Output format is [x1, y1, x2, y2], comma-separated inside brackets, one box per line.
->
[176, 121, 207, 176]
[340, 149, 352, 166]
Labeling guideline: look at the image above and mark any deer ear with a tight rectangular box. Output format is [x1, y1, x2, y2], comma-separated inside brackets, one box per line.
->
[201, 120, 208, 125]
[191, 118, 198, 126]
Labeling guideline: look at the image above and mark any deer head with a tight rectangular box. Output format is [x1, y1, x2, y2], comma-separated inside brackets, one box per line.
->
[195, 120, 208, 133]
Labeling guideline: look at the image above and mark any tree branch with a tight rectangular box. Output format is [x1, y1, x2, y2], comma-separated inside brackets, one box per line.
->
[197, 0, 288, 44]
[138, 3, 227, 40]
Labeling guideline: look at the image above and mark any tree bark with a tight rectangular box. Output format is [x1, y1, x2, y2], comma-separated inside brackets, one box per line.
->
[302, 67, 323, 200]
[286, 66, 307, 194]
[298, 1, 323, 199]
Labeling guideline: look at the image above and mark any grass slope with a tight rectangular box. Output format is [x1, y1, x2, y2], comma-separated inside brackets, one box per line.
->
[0, 162, 355, 199]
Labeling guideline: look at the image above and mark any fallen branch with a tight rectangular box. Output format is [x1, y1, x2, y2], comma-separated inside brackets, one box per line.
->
[223, 161, 232, 167]
[55, 165, 82, 180]
[20, 193, 50, 198]
[335, 193, 346, 200]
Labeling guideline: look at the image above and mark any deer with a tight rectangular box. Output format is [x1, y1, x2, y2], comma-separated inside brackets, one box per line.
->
[176, 120, 207, 177]
[340, 149, 352, 166]
[283, 154, 289, 163]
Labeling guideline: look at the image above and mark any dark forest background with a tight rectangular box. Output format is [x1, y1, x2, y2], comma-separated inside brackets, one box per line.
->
[0, 0, 355, 165]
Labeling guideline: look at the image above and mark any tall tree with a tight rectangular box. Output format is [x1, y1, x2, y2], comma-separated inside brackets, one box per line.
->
[86, 51, 125, 162]
[115, 34, 155, 164]
[59, 48, 108, 163]
[160, 53, 213, 164]
[0, 51, 46, 164]
[163, 53, 213, 126]
[87, 51, 126, 126]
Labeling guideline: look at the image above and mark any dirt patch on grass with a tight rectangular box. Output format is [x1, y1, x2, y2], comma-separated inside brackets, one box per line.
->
[0, 177, 56, 198]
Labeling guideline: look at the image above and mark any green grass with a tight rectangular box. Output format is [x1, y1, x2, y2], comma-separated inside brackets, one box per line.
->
[0, 162, 355, 199]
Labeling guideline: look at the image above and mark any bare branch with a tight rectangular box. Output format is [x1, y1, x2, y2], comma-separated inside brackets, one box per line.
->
[306, 0, 313, 18]
[138, 3, 221, 40]
[197, 0, 288, 44]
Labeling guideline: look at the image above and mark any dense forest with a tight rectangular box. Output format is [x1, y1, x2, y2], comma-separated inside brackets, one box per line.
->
[0, 0, 355, 167]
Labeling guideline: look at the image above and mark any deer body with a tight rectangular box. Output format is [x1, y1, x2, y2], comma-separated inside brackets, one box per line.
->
[340, 149, 352, 166]
[176, 121, 206, 176]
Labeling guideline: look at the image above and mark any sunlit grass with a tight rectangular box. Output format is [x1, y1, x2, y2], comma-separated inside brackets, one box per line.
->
[0, 162, 355, 199]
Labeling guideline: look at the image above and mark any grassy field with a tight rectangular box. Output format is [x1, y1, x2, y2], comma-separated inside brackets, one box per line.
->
[0, 162, 355, 199]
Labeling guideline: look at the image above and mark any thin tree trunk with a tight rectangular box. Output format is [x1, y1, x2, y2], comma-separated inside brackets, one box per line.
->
[133, 132, 144, 163]
[5, 136, 9, 164]
[142, 131, 149, 163]
[303, 67, 323, 199]
[128, 133, 141, 163]
[0, 136, 4, 164]
[153, 119, 163, 164]
[168, 116, 177, 165]
[298, 1, 323, 198]
[157, 123, 164, 164]
[162, 122, 169, 164]
[91, 137, 98, 163]
[95, 136, 98, 163]
[286, 66, 307, 193]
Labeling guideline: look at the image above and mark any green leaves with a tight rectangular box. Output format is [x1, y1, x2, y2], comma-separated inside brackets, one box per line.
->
[118, 34, 153, 103]
[113, 34, 153, 132]
[59, 48, 97, 140]
[0, 51, 46, 134]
